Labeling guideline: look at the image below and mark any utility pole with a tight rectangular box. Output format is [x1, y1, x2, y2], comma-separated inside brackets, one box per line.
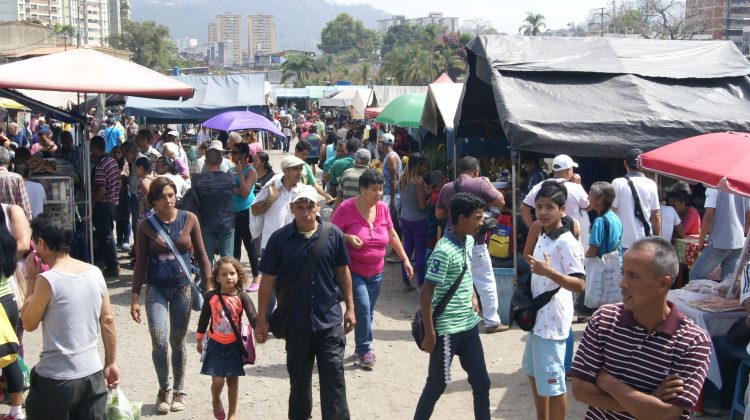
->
[594, 7, 608, 37]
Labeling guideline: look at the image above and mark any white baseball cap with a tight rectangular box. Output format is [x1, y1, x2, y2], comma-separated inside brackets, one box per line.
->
[551, 154, 578, 171]
[291, 184, 319, 203]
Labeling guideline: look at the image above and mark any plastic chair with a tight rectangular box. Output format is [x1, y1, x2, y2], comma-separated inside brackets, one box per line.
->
[729, 359, 750, 419]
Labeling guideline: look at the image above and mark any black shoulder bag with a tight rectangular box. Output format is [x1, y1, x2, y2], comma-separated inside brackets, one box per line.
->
[624, 175, 652, 237]
[269, 222, 332, 339]
[411, 242, 467, 350]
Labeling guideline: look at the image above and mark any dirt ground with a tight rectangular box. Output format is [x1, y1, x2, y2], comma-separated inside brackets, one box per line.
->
[18, 146, 725, 419]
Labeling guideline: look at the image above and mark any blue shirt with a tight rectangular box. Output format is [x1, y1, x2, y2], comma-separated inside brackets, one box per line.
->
[231, 165, 256, 212]
[259, 219, 350, 332]
[588, 210, 623, 258]
[9, 131, 28, 147]
[103, 126, 123, 153]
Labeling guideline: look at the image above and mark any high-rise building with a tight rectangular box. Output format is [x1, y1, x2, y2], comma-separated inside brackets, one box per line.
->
[0, 0, 63, 27]
[247, 13, 276, 58]
[212, 11, 241, 66]
[208, 22, 217, 43]
[0, 0, 116, 46]
[60, 0, 111, 46]
[108, 0, 120, 36]
[377, 12, 458, 33]
[687, 0, 749, 53]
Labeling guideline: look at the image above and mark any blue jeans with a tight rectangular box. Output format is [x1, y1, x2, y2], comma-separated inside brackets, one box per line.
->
[414, 325, 490, 420]
[689, 245, 743, 283]
[145, 284, 192, 393]
[202, 227, 235, 268]
[565, 327, 574, 373]
[352, 271, 383, 356]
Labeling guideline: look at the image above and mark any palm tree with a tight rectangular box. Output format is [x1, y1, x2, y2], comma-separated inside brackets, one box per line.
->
[280, 54, 316, 85]
[519, 12, 546, 36]
[380, 45, 438, 85]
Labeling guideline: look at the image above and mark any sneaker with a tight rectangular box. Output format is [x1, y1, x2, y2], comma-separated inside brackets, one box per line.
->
[170, 392, 186, 412]
[122, 243, 131, 252]
[2, 413, 25, 420]
[155, 389, 170, 414]
[483, 324, 510, 334]
[359, 351, 376, 368]
[402, 284, 416, 292]
[246, 282, 260, 293]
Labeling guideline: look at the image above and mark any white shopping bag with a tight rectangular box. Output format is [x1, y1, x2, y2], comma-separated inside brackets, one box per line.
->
[584, 251, 622, 308]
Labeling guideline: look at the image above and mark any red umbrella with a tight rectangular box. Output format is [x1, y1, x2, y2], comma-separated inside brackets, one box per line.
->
[0, 48, 194, 99]
[639, 131, 750, 198]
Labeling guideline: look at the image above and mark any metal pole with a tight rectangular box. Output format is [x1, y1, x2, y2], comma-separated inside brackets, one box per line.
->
[511, 148, 518, 278]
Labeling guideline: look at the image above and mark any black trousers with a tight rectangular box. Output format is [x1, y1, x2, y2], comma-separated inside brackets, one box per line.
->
[26, 369, 107, 420]
[234, 209, 259, 276]
[286, 324, 350, 420]
[92, 202, 117, 270]
[414, 325, 490, 420]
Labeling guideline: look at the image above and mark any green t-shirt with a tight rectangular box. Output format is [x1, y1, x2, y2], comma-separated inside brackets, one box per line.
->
[329, 156, 354, 186]
[302, 163, 316, 186]
[426, 232, 480, 335]
[323, 155, 338, 173]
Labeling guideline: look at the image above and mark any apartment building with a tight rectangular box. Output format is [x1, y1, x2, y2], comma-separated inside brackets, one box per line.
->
[247, 13, 275, 57]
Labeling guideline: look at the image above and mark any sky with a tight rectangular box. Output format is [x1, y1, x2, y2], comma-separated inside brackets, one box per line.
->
[328, 0, 607, 33]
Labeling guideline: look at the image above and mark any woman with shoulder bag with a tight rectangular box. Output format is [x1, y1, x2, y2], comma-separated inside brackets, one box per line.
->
[130, 177, 211, 414]
[0, 203, 30, 420]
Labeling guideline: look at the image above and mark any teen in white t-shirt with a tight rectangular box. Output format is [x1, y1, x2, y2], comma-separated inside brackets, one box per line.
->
[659, 205, 682, 242]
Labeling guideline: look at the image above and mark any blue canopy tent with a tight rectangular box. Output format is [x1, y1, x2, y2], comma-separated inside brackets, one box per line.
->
[124, 73, 267, 123]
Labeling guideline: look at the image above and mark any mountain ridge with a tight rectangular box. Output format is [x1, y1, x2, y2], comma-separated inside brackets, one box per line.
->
[130, 0, 392, 52]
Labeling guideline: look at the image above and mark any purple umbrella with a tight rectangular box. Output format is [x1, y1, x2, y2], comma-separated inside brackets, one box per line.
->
[203, 110, 286, 138]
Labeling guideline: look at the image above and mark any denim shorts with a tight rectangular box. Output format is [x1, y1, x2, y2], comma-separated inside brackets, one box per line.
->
[521, 332, 567, 397]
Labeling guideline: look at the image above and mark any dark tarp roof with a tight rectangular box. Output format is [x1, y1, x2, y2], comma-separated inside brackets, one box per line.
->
[123, 74, 266, 123]
[455, 35, 750, 158]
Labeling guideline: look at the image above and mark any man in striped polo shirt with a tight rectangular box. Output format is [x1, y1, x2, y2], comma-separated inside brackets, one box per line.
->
[414, 193, 490, 419]
[90, 135, 122, 277]
[333, 148, 370, 209]
[571, 237, 711, 419]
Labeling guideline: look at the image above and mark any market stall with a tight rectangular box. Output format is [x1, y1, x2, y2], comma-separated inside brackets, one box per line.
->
[0, 47, 194, 262]
[123, 73, 266, 123]
[640, 131, 750, 393]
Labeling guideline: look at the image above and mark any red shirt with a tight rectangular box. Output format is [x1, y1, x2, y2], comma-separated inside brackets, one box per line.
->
[681, 206, 701, 236]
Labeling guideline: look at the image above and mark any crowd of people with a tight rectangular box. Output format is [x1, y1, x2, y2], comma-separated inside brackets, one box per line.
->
[0, 105, 746, 420]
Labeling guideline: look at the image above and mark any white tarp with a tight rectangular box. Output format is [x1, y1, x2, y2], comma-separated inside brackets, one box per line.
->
[372, 85, 427, 107]
[420, 83, 464, 134]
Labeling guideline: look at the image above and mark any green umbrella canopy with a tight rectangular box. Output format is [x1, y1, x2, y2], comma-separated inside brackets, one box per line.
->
[375, 93, 427, 128]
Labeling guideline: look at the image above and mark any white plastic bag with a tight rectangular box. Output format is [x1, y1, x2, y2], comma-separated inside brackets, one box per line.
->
[249, 211, 264, 239]
[584, 251, 622, 309]
[105, 388, 142, 420]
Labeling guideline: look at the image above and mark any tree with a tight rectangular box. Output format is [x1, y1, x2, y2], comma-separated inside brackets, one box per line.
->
[588, 1, 705, 39]
[380, 45, 439, 85]
[109, 20, 185, 72]
[381, 24, 424, 56]
[461, 18, 498, 37]
[519, 12, 546, 36]
[280, 54, 316, 86]
[319, 13, 379, 63]
[53, 23, 75, 37]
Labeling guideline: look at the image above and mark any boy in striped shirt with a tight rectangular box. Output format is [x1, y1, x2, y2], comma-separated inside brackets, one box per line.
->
[571, 237, 711, 419]
[414, 193, 490, 420]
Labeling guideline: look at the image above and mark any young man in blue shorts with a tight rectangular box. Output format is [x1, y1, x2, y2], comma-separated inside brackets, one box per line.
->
[524, 181, 586, 420]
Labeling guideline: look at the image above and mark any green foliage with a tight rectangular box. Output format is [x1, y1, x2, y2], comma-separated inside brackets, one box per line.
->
[281, 54, 317, 86]
[109, 20, 184, 72]
[519, 12, 546, 36]
[379, 25, 466, 85]
[381, 24, 424, 56]
[319, 13, 379, 63]
[53, 24, 75, 37]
